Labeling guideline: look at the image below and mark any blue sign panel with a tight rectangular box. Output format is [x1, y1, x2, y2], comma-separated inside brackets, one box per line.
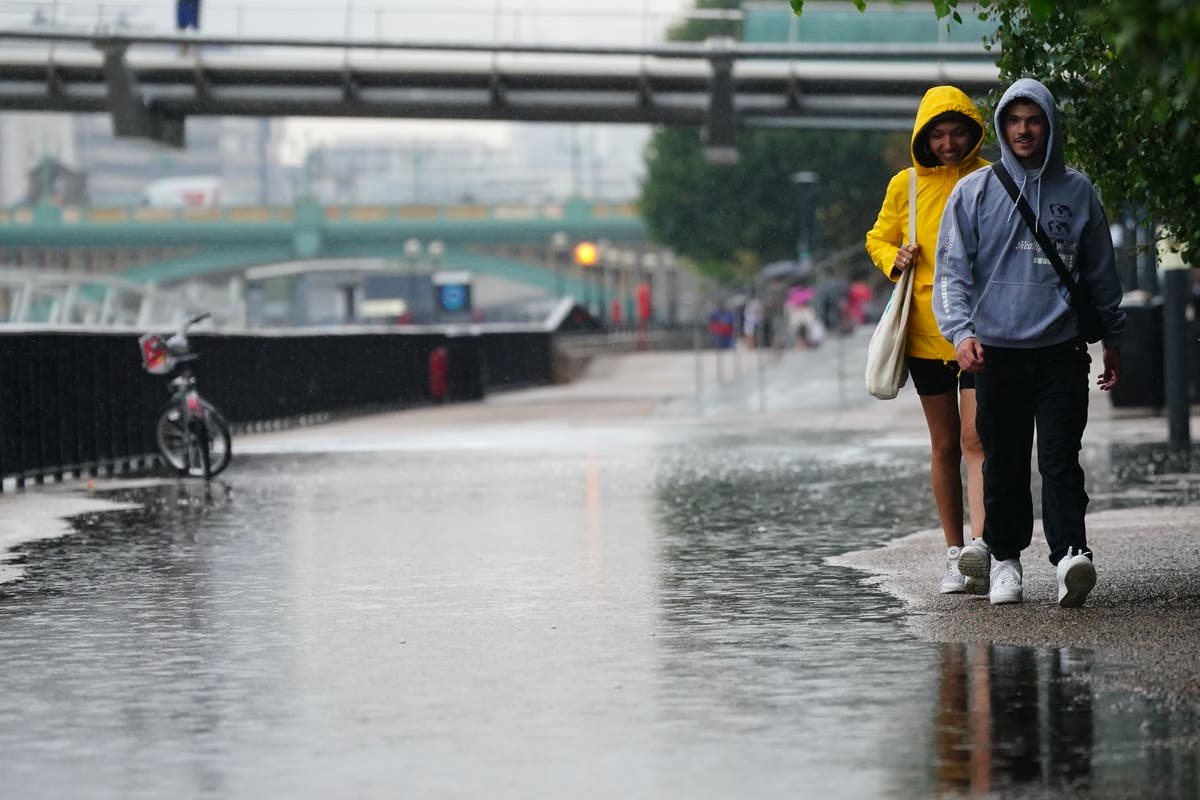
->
[437, 283, 471, 312]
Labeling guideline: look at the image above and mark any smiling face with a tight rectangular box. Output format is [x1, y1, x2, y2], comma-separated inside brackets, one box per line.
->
[1002, 99, 1049, 169]
[926, 120, 975, 167]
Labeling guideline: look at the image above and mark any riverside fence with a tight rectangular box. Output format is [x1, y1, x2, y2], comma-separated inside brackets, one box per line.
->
[0, 327, 554, 489]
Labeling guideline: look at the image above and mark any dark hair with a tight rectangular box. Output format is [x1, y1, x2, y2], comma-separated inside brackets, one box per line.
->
[913, 111, 983, 168]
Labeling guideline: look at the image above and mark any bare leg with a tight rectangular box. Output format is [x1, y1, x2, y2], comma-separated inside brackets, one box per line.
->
[959, 388, 986, 541]
[920, 392, 965, 548]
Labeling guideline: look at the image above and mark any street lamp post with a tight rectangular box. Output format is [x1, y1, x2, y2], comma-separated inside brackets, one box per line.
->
[573, 240, 599, 316]
[550, 231, 569, 299]
[427, 240, 445, 272]
[791, 170, 820, 275]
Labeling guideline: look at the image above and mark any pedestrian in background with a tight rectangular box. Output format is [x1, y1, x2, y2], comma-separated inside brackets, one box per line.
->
[865, 85, 990, 596]
[934, 78, 1126, 607]
[176, 0, 201, 54]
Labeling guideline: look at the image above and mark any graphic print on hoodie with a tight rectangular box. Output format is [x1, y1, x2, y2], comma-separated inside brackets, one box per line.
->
[933, 78, 1125, 350]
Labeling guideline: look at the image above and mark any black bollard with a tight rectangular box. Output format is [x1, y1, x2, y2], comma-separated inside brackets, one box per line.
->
[1160, 240, 1192, 452]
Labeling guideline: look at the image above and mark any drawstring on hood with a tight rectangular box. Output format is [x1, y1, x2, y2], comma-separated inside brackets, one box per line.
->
[994, 78, 1063, 226]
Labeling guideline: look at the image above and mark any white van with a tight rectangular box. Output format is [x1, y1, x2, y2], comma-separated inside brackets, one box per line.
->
[141, 176, 222, 208]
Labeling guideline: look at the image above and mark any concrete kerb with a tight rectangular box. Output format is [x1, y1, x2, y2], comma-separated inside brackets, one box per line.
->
[829, 376, 1200, 707]
[829, 506, 1200, 706]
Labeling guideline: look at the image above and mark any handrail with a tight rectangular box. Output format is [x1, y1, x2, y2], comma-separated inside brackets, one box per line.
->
[0, 27, 998, 61]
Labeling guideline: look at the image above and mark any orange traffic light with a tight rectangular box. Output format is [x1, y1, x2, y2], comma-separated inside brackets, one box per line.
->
[573, 241, 598, 267]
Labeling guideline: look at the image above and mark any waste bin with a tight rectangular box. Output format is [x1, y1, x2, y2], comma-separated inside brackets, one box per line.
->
[1110, 297, 1163, 408]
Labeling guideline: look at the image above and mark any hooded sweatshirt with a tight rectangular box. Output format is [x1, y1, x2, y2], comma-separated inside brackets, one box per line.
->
[865, 86, 988, 361]
[933, 78, 1125, 350]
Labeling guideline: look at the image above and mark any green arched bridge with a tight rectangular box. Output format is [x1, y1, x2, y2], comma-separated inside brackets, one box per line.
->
[0, 198, 647, 295]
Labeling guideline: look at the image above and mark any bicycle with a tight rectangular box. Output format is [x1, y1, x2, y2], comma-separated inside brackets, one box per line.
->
[138, 313, 232, 479]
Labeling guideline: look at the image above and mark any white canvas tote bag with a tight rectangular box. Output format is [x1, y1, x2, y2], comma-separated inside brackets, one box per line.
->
[864, 168, 917, 400]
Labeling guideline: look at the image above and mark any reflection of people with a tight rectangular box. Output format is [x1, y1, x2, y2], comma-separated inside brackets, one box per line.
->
[866, 86, 989, 595]
[935, 78, 1126, 606]
[935, 642, 1093, 796]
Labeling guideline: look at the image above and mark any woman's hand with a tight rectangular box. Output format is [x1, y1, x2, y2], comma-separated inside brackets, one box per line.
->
[893, 243, 919, 276]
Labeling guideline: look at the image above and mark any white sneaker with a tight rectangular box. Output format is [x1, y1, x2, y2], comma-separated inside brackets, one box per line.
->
[957, 539, 991, 580]
[1057, 548, 1096, 608]
[940, 546, 966, 594]
[989, 559, 1023, 604]
[964, 574, 990, 597]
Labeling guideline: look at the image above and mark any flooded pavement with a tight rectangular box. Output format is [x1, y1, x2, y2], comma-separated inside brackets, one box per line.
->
[1, 337, 1199, 798]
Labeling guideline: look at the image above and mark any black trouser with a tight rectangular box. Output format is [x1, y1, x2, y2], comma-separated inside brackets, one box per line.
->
[975, 339, 1091, 566]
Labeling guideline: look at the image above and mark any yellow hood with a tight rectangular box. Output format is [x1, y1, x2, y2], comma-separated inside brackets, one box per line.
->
[910, 85, 985, 172]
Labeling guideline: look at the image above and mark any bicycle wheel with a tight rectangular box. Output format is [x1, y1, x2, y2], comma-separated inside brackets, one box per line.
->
[199, 400, 232, 478]
[156, 403, 192, 475]
[156, 400, 232, 478]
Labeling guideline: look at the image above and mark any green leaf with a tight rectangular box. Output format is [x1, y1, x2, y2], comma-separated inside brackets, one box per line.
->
[789, 0, 804, 14]
[1028, 0, 1053, 22]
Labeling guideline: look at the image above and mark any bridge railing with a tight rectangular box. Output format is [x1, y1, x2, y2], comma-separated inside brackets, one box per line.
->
[0, 201, 640, 227]
[0, 325, 554, 489]
[0, 0, 714, 47]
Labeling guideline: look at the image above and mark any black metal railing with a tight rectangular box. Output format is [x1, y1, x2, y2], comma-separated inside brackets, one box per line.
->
[0, 327, 554, 488]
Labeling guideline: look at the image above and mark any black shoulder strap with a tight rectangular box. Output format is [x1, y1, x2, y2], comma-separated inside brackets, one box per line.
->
[990, 162, 1085, 300]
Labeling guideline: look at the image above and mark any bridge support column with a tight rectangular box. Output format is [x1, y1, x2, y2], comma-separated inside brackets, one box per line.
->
[703, 40, 738, 166]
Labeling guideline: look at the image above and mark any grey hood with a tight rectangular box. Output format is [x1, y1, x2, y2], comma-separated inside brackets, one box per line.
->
[995, 78, 1064, 181]
[934, 77, 1126, 350]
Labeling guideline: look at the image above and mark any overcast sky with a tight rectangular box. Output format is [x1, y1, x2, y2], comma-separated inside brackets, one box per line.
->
[13, 0, 694, 41]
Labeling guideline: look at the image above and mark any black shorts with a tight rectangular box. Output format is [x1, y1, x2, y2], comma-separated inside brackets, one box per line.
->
[906, 356, 975, 396]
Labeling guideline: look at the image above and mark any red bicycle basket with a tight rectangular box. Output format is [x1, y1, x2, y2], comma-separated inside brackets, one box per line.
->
[138, 333, 174, 375]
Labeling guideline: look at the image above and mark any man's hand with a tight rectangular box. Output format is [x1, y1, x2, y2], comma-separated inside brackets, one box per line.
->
[956, 337, 985, 373]
[1096, 347, 1121, 390]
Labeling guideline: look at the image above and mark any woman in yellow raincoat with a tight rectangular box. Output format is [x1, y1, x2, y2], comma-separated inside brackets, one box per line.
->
[865, 85, 989, 596]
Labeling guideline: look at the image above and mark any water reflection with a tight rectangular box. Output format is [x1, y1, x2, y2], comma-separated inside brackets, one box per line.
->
[1095, 442, 1200, 508]
[649, 435, 941, 789]
[936, 643, 1094, 795]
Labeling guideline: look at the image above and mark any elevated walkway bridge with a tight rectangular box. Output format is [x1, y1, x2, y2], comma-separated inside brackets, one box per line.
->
[0, 21, 1000, 155]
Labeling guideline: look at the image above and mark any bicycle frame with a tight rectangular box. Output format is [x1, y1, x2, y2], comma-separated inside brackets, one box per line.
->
[144, 313, 232, 479]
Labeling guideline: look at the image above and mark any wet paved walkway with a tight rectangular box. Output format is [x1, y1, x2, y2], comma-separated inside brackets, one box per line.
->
[1, 332, 1199, 799]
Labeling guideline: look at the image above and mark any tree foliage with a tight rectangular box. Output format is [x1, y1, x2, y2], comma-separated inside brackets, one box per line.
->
[666, 0, 742, 42]
[792, 0, 1200, 264]
[640, 127, 900, 283]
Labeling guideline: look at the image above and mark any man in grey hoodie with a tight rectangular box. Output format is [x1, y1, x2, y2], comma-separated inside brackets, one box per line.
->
[933, 78, 1126, 608]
